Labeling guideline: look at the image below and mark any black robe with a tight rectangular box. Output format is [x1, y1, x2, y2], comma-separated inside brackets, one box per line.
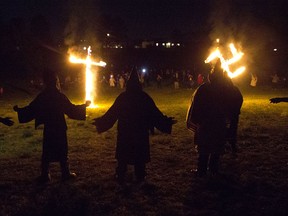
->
[94, 90, 173, 164]
[16, 87, 86, 162]
[188, 82, 228, 154]
[225, 85, 243, 142]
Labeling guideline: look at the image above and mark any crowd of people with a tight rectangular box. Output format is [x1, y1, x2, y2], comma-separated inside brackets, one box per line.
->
[60, 67, 207, 91]
[1, 62, 287, 186]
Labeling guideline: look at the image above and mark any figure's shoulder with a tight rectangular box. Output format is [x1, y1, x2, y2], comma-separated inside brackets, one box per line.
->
[199, 82, 210, 88]
[141, 90, 152, 97]
[116, 91, 127, 99]
[119, 91, 154, 103]
[49, 89, 70, 102]
[113, 92, 128, 104]
[33, 90, 47, 101]
[196, 82, 210, 92]
[139, 91, 155, 103]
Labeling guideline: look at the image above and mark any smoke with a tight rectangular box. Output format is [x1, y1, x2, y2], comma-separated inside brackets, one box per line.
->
[207, 0, 281, 76]
[64, 0, 102, 53]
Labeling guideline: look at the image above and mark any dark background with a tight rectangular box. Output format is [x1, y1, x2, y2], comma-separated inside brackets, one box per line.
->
[1, 0, 288, 84]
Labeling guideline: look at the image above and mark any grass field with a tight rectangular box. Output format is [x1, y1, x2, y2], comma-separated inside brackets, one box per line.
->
[1, 83, 288, 216]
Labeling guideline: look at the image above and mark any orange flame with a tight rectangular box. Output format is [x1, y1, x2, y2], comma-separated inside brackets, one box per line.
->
[69, 46, 106, 107]
[205, 41, 246, 79]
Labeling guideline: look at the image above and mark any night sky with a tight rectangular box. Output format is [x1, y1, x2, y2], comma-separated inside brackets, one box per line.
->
[1, 0, 288, 76]
[2, 0, 287, 41]
[1, 0, 210, 40]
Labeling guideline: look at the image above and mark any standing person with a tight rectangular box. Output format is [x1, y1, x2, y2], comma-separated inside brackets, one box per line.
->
[174, 72, 180, 89]
[188, 74, 194, 89]
[156, 74, 162, 88]
[271, 73, 280, 89]
[118, 75, 125, 89]
[250, 74, 257, 87]
[93, 67, 176, 185]
[109, 74, 116, 87]
[13, 69, 90, 184]
[186, 61, 230, 177]
[197, 73, 204, 86]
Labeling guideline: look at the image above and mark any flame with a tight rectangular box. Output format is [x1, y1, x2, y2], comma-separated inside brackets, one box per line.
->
[205, 42, 246, 79]
[69, 46, 106, 108]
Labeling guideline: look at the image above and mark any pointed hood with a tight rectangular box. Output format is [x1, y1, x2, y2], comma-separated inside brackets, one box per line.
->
[42, 68, 61, 90]
[209, 60, 224, 83]
[126, 66, 142, 91]
[43, 69, 57, 86]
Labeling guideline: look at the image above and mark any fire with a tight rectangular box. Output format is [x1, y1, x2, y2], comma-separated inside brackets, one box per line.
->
[205, 41, 246, 78]
[69, 46, 106, 108]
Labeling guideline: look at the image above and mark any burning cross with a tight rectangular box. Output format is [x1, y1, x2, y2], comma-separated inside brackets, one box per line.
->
[205, 42, 246, 78]
[69, 46, 106, 107]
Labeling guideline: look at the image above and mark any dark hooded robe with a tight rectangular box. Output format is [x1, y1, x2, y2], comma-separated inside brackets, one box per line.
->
[16, 85, 86, 163]
[93, 68, 174, 165]
[224, 77, 243, 151]
[187, 65, 230, 155]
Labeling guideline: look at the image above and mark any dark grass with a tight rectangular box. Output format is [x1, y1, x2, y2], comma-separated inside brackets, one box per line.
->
[1, 84, 288, 216]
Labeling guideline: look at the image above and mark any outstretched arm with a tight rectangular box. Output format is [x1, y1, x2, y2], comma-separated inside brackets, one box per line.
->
[270, 97, 288, 104]
[0, 117, 14, 126]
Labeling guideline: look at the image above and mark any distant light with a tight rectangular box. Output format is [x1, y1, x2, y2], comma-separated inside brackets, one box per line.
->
[107, 33, 110, 37]
[273, 48, 277, 52]
[162, 43, 165, 46]
[83, 47, 87, 50]
[216, 38, 220, 43]
[156, 43, 159, 46]
[142, 68, 146, 73]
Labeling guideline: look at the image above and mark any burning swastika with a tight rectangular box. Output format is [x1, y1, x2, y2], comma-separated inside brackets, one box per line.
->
[205, 41, 246, 79]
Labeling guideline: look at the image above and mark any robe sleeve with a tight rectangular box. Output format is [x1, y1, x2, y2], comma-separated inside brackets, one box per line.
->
[16, 105, 35, 123]
[149, 98, 173, 134]
[16, 95, 40, 123]
[93, 99, 119, 133]
[153, 115, 173, 134]
[62, 95, 87, 120]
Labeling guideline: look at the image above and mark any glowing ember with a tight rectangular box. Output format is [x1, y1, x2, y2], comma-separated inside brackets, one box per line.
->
[205, 41, 246, 78]
[69, 46, 106, 107]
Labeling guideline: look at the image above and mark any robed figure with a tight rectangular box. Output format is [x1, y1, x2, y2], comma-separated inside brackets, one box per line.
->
[14, 70, 89, 183]
[186, 61, 237, 176]
[93, 67, 176, 184]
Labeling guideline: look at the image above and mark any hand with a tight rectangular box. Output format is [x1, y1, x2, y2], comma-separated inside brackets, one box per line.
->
[85, 100, 91, 107]
[169, 117, 177, 124]
[0, 117, 14, 126]
[13, 105, 19, 112]
[270, 98, 281, 104]
[91, 118, 96, 126]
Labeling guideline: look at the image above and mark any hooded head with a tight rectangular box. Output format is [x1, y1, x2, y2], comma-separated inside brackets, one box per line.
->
[126, 67, 142, 92]
[42, 69, 60, 89]
[208, 60, 224, 83]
